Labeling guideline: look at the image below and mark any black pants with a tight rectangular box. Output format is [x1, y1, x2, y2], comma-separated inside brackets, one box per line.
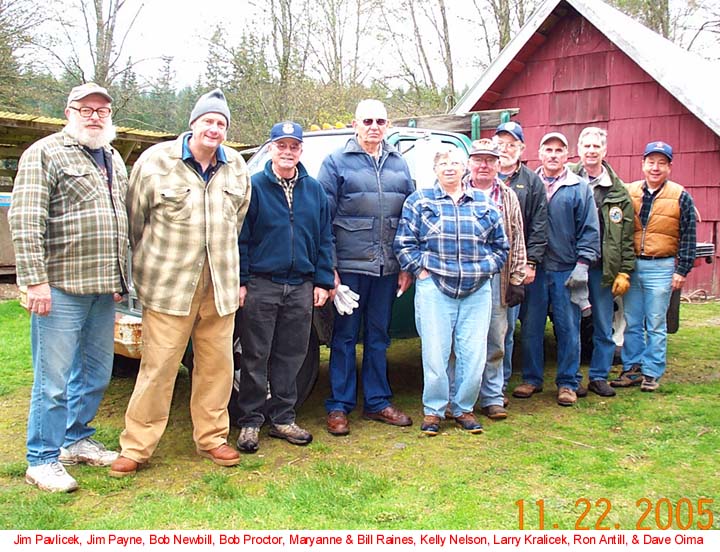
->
[236, 278, 313, 427]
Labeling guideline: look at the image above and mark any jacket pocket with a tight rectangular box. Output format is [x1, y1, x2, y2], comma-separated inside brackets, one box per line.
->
[333, 216, 375, 262]
[159, 187, 192, 221]
[222, 186, 246, 222]
[61, 167, 100, 205]
[419, 205, 441, 237]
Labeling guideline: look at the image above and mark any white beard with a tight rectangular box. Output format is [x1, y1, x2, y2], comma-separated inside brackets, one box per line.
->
[64, 120, 117, 149]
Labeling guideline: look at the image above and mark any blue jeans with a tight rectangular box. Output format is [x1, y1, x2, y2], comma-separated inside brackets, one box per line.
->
[27, 288, 115, 466]
[480, 274, 507, 408]
[621, 257, 675, 379]
[588, 267, 616, 381]
[520, 266, 580, 390]
[415, 276, 491, 417]
[503, 304, 521, 388]
[325, 272, 396, 414]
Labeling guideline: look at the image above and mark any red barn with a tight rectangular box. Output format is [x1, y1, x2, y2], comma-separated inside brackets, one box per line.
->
[453, 0, 720, 295]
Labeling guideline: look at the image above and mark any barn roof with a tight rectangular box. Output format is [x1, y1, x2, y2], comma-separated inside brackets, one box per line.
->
[452, 0, 720, 136]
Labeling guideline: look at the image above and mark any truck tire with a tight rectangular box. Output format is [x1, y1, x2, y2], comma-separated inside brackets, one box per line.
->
[112, 354, 140, 378]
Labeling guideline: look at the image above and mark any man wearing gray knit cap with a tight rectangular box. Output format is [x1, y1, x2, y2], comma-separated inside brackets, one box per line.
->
[110, 89, 252, 476]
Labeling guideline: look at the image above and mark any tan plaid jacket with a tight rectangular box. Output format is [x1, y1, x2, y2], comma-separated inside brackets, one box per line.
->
[127, 134, 251, 317]
[9, 131, 129, 294]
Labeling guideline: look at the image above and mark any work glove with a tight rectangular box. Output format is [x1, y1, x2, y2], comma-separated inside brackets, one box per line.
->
[333, 284, 360, 316]
[611, 272, 631, 296]
[564, 262, 589, 289]
[570, 284, 593, 317]
[565, 262, 592, 317]
[505, 283, 525, 307]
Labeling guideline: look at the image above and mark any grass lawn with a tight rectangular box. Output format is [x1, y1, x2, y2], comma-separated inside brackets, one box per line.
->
[0, 299, 718, 530]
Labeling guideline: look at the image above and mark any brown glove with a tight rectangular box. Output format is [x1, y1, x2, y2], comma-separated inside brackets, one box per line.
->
[505, 283, 525, 307]
[611, 272, 631, 296]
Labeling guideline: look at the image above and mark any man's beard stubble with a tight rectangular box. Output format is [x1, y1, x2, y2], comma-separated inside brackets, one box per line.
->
[64, 119, 117, 149]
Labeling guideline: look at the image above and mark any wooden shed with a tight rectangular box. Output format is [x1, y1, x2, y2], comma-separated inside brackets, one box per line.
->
[452, 0, 720, 295]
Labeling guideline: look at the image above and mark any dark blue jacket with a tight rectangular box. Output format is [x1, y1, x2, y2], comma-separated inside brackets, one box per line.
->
[540, 169, 601, 272]
[317, 137, 414, 276]
[239, 160, 334, 289]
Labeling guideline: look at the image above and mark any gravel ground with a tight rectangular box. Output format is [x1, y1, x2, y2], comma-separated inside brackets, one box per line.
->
[0, 281, 19, 301]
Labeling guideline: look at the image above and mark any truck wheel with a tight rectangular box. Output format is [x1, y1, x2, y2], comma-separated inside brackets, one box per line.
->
[112, 354, 140, 378]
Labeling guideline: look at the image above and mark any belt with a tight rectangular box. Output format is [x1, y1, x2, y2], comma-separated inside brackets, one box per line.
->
[637, 255, 673, 260]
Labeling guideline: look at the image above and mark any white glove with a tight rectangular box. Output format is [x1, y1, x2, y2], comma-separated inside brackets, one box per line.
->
[333, 284, 360, 315]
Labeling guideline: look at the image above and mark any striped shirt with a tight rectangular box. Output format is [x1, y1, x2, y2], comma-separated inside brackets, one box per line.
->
[9, 131, 129, 294]
[394, 180, 508, 298]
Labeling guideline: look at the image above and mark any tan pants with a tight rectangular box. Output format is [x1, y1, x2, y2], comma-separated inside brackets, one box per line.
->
[119, 264, 235, 462]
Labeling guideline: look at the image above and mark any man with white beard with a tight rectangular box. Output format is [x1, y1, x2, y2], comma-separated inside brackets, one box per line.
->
[9, 83, 129, 492]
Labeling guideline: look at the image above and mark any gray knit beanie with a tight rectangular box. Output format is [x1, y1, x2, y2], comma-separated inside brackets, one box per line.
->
[188, 88, 231, 127]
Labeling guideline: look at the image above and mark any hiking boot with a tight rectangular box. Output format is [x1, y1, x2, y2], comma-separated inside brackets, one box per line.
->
[481, 405, 508, 420]
[640, 376, 660, 392]
[588, 379, 616, 397]
[421, 415, 441, 436]
[59, 437, 119, 467]
[557, 387, 577, 406]
[236, 426, 260, 453]
[269, 423, 313, 446]
[610, 364, 643, 387]
[26, 462, 78, 493]
[454, 413, 483, 434]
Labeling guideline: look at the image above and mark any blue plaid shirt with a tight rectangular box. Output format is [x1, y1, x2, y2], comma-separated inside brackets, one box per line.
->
[394, 181, 509, 298]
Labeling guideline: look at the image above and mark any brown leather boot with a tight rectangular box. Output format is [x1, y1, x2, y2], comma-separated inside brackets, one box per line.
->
[197, 444, 240, 467]
[327, 411, 350, 436]
[109, 456, 141, 478]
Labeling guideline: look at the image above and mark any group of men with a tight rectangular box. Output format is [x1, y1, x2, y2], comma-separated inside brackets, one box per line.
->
[8, 82, 697, 493]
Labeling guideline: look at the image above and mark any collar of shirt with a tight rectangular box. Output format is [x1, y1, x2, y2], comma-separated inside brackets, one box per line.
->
[182, 133, 227, 182]
[642, 179, 667, 197]
[434, 179, 473, 203]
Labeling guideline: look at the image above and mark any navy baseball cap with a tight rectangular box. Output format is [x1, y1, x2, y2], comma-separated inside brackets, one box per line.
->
[495, 121, 525, 143]
[270, 121, 303, 142]
[643, 141, 673, 161]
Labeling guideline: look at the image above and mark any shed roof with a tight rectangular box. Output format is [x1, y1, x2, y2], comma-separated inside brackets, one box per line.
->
[0, 111, 252, 174]
[452, 0, 720, 136]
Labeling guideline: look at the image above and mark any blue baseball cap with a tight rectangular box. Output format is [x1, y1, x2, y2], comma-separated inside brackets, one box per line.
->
[270, 121, 303, 142]
[643, 141, 673, 161]
[495, 121, 525, 143]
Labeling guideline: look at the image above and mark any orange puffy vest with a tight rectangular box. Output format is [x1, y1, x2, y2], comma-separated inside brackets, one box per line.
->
[627, 180, 683, 257]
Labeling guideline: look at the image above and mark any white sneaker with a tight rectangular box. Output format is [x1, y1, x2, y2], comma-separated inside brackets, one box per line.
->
[26, 462, 78, 493]
[59, 437, 119, 467]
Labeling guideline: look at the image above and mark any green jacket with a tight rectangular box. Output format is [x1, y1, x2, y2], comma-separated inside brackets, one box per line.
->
[568, 161, 635, 286]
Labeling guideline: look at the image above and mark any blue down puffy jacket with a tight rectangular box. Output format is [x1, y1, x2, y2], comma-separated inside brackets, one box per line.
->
[317, 137, 414, 276]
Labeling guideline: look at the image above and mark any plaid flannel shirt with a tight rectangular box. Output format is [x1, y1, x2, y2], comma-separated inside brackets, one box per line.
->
[394, 181, 509, 298]
[127, 133, 251, 317]
[9, 131, 129, 294]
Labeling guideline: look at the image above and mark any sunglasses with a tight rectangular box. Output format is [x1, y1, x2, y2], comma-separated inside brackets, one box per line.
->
[362, 118, 387, 127]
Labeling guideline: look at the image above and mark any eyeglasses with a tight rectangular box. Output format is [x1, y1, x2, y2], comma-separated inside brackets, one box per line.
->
[496, 141, 518, 150]
[362, 118, 387, 127]
[274, 142, 301, 152]
[68, 106, 112, 118]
